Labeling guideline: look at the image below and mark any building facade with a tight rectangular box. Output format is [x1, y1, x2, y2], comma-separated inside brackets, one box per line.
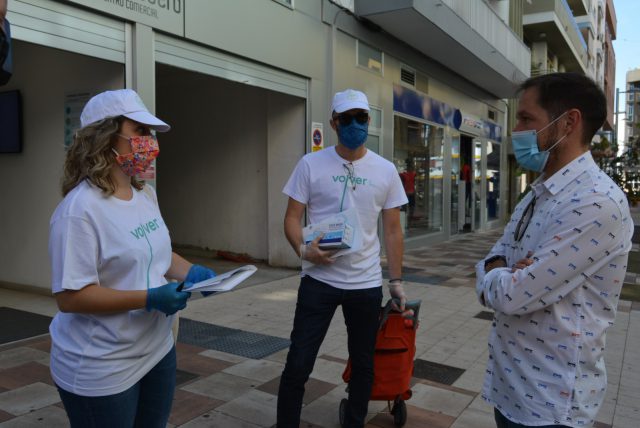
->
[0, 0, 529, 292]
[522, 0, 616, 135]
[625, 69, 640, 145]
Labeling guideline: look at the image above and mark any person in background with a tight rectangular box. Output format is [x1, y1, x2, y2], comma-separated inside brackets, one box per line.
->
[399, 160, 417, 223]
[277, 89, 408, 428]
[48, 89, 216, 428]
[476, 73, 633, 428]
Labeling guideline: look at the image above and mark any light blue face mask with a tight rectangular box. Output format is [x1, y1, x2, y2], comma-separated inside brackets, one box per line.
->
[511, 112, 568, 173]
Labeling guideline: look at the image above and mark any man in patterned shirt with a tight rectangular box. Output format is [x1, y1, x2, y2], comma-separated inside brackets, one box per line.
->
[476, 73, 633, 427]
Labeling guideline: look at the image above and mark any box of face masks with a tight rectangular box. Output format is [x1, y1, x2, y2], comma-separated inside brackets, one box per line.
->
[304, 219, 354, 250]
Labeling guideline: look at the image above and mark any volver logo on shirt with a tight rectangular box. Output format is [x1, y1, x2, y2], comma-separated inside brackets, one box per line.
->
[130, 218, 162, 240]
[332, 174, 372, 187]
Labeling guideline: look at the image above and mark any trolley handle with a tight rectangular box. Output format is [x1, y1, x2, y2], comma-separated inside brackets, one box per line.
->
[380, 298, 421, 330]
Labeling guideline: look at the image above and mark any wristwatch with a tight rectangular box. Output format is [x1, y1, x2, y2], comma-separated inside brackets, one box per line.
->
[484, 255, 507, 270]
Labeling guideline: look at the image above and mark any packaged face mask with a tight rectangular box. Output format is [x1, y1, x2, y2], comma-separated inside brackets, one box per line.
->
[304, 219, 354, 249]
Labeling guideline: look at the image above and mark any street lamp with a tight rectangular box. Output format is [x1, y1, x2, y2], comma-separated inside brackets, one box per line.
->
[614, 87, 640, 148]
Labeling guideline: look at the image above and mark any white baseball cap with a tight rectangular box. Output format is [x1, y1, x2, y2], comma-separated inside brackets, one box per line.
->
[331, 89, 370, 114]
[80, 89, 170, 132]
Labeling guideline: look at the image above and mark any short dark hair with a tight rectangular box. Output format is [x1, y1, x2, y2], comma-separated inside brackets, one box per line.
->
[519, 72, 606, 146]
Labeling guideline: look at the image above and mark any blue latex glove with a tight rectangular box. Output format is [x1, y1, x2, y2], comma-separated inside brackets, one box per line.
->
[185, 264, 217, 297]
[146, 282, 191, 315]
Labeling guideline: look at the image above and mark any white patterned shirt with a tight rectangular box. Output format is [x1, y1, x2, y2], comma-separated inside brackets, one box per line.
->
[475, 152, 632, 427]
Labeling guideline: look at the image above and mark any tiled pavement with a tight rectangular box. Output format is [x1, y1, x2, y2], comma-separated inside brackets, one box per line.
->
[1, 229, 640, 427]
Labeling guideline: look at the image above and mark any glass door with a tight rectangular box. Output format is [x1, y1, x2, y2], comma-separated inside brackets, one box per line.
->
[473, 138, 483, 230]
[487, 140, 501, 222]
[450, 133, 461, 235]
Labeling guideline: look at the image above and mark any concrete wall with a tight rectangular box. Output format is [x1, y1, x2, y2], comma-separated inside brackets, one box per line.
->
[156, 65, 305, 265]
[0, 41, 124, 290]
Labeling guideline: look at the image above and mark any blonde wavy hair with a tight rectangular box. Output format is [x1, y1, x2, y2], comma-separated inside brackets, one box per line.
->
[61, 116, 144, 196]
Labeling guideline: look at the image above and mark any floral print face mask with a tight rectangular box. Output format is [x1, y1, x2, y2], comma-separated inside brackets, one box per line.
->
[112, 134, 159, 176]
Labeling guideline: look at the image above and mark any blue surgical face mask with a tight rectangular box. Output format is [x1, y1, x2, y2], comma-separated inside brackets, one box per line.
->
[511, 113, 569, 172]
[338, 121, 369, 150]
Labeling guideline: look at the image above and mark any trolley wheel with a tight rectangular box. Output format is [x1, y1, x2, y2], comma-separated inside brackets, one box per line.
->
[339, 398, 348, 427]
[392, 398, 407, 427]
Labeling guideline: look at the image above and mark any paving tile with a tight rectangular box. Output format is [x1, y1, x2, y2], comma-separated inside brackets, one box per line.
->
[413, 359, 466, 385]
[295, 388, 347, 428]
[0, 408, 13, 423]
[178, 351, 234, 377]
[176, 368, 200, 387]
[181, 372, 257, 402]
[368, 404, 456, 428]
[178, 410, 262, 427]
[26, 338, 52, 354]
[169, 388, 224, 426]
[593, 422, 612, 428]
[415, 379, 477, 398]
[317, 354, 348, 365]
[176, 341, 208, 355]
[449, 406, 494, 428]
[214, 389, 277, 427]
[407, 383, 474, 417]
[0, 382, 60, 416]
[257, 375, 340, 407]
[0, 347, 50, 370]
[612, 414, 640, 428]
[308, 357, 346, 384]
[199, 348, 247, 364]
[0, 405, 69, 427]
[0, 308, 52, 346]
[0, 362, 53, 389]
[222, 358, 283, 383]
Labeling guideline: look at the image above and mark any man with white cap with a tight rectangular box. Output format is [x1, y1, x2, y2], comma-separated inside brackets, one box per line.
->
[48, 89, 216, 427]
[277, 89, 408, 427]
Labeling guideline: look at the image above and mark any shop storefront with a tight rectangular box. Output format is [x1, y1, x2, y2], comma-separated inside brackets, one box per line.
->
[392, 84, 504, 240]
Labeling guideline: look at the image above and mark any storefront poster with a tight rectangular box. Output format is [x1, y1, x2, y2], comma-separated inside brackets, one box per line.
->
[64, 92, 92, 150]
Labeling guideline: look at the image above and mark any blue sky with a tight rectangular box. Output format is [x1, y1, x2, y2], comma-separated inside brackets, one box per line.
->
[613, 0, 640, 142]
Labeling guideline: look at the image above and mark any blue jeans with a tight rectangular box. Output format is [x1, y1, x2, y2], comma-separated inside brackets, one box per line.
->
[277, 275, 383, 428]
[494, 408, 569, 428]
[57, 346, 176, 428]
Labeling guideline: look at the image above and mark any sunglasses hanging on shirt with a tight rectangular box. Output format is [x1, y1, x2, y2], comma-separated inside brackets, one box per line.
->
[514, 195, 537, 242]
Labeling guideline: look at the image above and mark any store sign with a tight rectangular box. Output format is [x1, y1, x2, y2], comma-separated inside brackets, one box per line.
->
[393, 84, 503, 142]
[311, 122, 323, 152]
[66, 0, 184, 35]
[461, 117, 483, 132]
[392, 84, 462, 130]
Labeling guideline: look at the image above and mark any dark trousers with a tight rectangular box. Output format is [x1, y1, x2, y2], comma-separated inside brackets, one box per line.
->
[57, 346, 176, 428]
[277, 275, 383, 428]
[494, 408, 569, 428]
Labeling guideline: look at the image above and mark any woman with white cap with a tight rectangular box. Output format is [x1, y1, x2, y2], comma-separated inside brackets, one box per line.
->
[48, 89, 216, 427]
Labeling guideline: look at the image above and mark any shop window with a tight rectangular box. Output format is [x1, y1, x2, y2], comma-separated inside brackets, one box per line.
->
[393, 116, 444, 236]
[357, 41, 383, 75]
[366, 106, 382, 154]
[487, 141, 501, 221]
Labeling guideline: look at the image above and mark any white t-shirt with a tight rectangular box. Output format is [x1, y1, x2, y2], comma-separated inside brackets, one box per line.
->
[283, 147, 407, 289]
[48, 180, 174, 397]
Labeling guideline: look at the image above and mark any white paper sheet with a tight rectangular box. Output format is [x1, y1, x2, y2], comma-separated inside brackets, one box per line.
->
[186, 264, 258, 293]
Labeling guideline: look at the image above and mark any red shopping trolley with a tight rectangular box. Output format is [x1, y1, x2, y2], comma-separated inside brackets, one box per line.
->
[339, 298, 421, 427]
